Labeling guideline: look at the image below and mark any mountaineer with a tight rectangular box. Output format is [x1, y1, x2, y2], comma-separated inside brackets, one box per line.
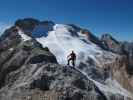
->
[67, 51, 76, 67]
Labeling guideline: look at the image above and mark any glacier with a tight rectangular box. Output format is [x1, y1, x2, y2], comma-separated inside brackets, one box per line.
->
[36, 24, 103, 65]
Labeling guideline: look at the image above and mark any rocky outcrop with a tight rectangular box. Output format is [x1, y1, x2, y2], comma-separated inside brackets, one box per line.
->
[15, 18, 40, 35]
[0, 39, 57, 88]
[0, 26, 21, 53]
[81, 29, 105, 49]
[101, 34, 123, 53]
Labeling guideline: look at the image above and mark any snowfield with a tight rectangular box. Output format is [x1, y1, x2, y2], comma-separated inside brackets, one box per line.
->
[36, 24, 103, 65]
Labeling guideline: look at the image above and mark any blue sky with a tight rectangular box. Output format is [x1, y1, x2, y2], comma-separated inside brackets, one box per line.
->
[0, 0, 133, 41]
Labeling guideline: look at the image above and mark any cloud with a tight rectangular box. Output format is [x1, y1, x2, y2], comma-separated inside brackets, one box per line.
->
[0, 22, 12, 36]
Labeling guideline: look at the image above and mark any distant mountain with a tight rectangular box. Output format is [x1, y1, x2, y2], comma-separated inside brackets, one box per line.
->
[0, 18, 133, 100]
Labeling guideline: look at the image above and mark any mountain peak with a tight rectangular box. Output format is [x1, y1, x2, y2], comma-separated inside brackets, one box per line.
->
[0, 18, 133, 100]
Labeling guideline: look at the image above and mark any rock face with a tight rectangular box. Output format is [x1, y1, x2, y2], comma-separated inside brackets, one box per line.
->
[122, 42, 133, 75]
[15, 18, 40, 35]
[101, 34, 133, 71]
[101, 34, 133, 89]
[0, 18, 133, 100]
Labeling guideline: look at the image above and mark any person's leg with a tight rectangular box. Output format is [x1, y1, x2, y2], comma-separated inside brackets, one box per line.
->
[67, 58, 71, 66]
[72, 59, 75, 67]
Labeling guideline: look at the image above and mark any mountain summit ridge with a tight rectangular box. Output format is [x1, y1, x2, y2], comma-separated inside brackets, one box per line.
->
[0, 18, 133, 100]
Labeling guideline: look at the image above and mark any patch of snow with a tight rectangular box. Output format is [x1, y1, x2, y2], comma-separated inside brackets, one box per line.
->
[9, 48, 14, 51]
[18, 30, 31, 41]
[77, 31, 88, 40]
[13, 82, 28, 89]
[32, 65, 44, 78]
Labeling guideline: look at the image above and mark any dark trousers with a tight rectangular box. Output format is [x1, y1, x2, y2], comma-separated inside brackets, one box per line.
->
[67, 58, 75, 66]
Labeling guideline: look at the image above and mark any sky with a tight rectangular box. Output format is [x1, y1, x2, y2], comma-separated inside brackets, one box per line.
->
[0, 0, 132, 41]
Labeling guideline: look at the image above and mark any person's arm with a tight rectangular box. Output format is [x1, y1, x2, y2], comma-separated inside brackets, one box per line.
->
[67, 54, 71, 58]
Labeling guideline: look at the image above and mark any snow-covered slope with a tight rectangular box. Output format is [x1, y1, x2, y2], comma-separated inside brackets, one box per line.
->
[36, 24, 104, 65]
